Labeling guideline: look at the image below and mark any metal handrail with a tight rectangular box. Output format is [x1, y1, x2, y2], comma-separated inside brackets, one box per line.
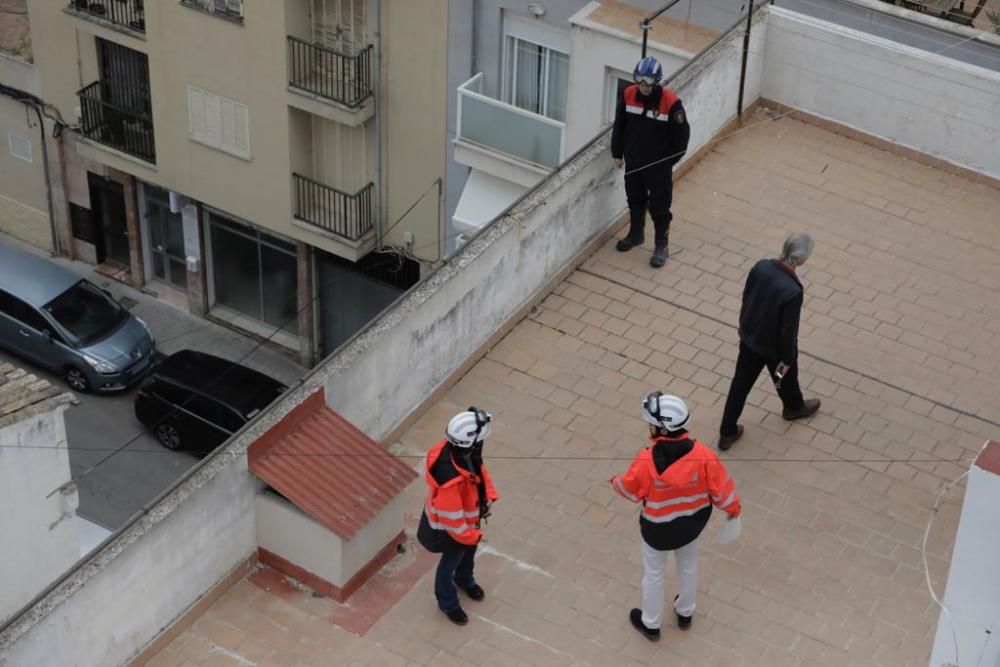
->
[76, 81, 155, 162]
[287, 37, 372, 108]
[67, 0, 146, 33]
[293, 174, 374, 241]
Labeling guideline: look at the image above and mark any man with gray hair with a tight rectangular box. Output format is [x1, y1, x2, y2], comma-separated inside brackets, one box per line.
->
[718, 233, 821, 450]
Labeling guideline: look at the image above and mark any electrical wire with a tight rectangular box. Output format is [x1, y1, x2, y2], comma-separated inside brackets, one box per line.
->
[922, 466, 970, 667]
[36, 0, 999, 500]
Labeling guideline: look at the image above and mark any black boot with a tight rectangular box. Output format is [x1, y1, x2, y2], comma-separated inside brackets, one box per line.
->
[444, 607, 469, 625]
[616, 236, 644, 252]
[674, 595, 692, 629]
[650, 244, 669, 268]
[629, 608, 660, 641]
[461, 584, 485, 601]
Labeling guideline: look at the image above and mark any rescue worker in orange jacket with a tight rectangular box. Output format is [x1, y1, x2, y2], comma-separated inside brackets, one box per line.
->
[417, 407, 499, 625]
[611, 392, 741, 641]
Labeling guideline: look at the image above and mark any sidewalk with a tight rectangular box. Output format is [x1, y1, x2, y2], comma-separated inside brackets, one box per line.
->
[0, 231, 304, 387]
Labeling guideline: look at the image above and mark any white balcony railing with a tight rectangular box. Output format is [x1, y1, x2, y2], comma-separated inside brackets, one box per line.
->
[456, 73, 565, 170]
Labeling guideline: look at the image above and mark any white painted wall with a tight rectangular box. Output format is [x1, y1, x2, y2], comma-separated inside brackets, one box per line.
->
[0, 458, 259, 667]
[763, 7, 1000, 180]
[0, 407, 78, 624]
[256, 492, 402, 587]
[256, 492, 347, 586]
[341, 496, 404, 580]
[929, 442, 1000, 667]
[564, 18, 692, 153]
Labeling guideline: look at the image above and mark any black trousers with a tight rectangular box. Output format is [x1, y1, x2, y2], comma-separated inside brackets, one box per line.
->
[624, 163, 673, 246]
[720, 342, 805, 436]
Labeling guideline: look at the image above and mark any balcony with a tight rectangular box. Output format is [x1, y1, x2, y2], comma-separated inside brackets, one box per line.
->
[66, 0, 146, 34]
[293, 174, 374, 243]
[454, 73, 565, 187]
[76, 81, 155, 162]
[287, 37, 374, 126]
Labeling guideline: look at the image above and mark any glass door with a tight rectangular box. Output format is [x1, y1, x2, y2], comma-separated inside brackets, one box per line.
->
[145, 190, 187, 289]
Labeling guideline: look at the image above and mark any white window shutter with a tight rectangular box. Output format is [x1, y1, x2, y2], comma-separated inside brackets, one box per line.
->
[188, 87, 206, 139]
[234, 101, 250, 157]
[219, 97, 236, 152]
[204, 92, 222, 147]
[186, 85, 249, 159]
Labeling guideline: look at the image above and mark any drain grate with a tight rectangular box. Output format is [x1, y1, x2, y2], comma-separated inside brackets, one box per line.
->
[119, 297, 138, 310]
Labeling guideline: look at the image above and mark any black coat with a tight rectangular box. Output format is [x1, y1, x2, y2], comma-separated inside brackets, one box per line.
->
[738, 259, 804, 365]
[611, 85, 690, 171]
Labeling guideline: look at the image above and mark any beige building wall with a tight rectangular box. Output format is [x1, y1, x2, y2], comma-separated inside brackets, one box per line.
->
[0, 54, 50, 251]
[26, 0, 448, 265]
[380, 0, 448, 264]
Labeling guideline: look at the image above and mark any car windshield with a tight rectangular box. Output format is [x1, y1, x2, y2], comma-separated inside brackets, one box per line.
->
[43, 280, 127, 346]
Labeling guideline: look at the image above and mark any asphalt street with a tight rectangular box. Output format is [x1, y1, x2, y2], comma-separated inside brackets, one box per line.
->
[3, 345, 199, 529]
[1, 237, 305, 529]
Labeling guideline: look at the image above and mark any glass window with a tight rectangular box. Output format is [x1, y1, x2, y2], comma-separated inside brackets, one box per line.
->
[209, 214, 298, 335]
[43, 281, 127, 346]
[261, 245, 298, 333]
[504, 37, 569, 122]
[211, 220, 261, 322]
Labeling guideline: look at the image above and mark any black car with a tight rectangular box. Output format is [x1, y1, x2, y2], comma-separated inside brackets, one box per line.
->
[135, 350, 287, 454]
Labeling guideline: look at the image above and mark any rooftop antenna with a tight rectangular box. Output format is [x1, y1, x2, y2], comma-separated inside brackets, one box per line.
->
[640, 0, 683, 58]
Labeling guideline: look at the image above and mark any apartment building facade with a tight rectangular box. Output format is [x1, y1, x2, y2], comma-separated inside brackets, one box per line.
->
[24, 0, 446, 365]
[444, 0, 733, 250]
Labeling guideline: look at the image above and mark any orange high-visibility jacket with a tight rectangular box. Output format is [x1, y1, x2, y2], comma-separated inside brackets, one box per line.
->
[611, 438, 741, 525]
[423, 440, 499, 547]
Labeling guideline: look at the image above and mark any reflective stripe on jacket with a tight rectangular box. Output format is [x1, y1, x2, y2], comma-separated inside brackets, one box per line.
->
[421, 440, 499, 547]
[610, 439, 741, 525]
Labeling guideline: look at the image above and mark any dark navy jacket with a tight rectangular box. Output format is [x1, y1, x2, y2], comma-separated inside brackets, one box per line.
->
[738, 259, 804, 365]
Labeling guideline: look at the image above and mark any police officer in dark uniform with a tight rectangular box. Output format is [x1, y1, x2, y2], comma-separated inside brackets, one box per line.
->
[611, 56, 691, 268]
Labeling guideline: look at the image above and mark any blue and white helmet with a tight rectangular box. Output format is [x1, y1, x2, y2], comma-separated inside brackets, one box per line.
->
[446, 407, 493, 447]
[633, 56, 663, 84]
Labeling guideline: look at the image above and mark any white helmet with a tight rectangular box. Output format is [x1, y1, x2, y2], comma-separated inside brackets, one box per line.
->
[642, 392, 690, 431]
[446, 407, 492, 447]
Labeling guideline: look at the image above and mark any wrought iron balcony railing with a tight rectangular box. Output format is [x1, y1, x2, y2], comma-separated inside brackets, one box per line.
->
[293, 174, 374, 242]
[77, 81, 155, 162]
[287, 37, 372, 108]
[68, 0, 145, 33]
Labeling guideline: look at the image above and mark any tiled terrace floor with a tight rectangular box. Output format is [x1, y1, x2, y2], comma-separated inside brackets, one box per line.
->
[145, 111, 1000, 667]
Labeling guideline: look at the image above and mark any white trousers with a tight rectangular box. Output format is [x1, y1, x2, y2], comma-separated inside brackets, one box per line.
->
[641, 538, 699, 629]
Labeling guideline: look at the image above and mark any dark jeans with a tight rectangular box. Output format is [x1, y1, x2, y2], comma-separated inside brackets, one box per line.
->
[435, 545, 477, 612]
[624, 164, 673, 246]
[720, 342, 805, 436]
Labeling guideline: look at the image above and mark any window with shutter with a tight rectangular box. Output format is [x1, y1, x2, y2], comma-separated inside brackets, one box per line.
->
[186, 85, 250, 159]
[187, 87, 206, 139]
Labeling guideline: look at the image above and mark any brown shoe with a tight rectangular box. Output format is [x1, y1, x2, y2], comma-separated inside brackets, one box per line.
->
[783, 398, 821, 421]
[718, 425, 744, 451]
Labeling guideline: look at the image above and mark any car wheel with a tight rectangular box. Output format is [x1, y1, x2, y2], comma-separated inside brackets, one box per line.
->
[155, 422, 183, 450]
[65, 367, 91, 393]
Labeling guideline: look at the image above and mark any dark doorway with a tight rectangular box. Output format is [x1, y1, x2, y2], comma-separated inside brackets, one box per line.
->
[88, 173, 130, 267]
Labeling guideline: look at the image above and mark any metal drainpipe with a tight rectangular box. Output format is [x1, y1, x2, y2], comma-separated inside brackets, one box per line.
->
[737, 0, 757, 120]
[373, 0, 384, 251]
[33, 104, 60, 257]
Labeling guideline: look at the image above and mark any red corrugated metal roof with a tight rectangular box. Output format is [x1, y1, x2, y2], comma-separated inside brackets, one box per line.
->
[248, 390, 418, 540]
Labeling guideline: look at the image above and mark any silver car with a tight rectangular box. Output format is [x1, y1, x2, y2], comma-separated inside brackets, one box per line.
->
[0, 245, 156, 393]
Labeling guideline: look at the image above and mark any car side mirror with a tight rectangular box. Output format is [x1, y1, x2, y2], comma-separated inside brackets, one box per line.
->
[43, 330, 52, 344]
